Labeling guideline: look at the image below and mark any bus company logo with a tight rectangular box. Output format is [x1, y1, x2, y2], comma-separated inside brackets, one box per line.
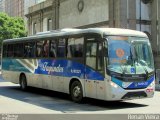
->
[71, 69, 81, 74]
[39, 62, 64, 74]
[137, 82, 148, 86]
[116, 48, 125, 58]
[134, 82, 148, 87]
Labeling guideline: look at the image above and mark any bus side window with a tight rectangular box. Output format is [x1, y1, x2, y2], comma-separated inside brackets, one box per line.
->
[67, 37, 84, 58]
[7, 44, 14, 57]
[24, 42, 35, 58]
[36, 41, 43, 57]
[43, 40, 49, 57]
[3, 45, 7, 57]
[98, 43, 103, 71]
[18, 43, 24, 57]
[13, 43, 24, 57]
[86, 42, 97, 70]
[50, 40, 57, 58]
[57, 38, 66, 58]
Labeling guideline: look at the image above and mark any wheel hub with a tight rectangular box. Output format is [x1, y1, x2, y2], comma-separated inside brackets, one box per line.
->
[73, 86, 81, 97]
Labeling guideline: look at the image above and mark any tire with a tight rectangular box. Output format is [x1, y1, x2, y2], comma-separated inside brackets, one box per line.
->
[20, 75, 27, 90]
[70, 81, 83, 103]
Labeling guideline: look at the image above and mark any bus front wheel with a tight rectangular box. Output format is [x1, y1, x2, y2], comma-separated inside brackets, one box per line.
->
[70, 81, 83, 103]
[20, 75, 27, 90]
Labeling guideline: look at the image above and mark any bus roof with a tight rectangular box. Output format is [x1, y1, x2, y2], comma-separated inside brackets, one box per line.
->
[3, 28, 148, 43]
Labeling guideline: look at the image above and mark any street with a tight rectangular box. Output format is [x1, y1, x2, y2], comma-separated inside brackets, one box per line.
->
[0, 75, 159, 115]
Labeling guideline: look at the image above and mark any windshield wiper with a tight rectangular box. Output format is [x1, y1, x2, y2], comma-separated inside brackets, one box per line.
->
[119, 60, 128, 78]
[138, 61, 149, 80]
[129, 46, 134, 66]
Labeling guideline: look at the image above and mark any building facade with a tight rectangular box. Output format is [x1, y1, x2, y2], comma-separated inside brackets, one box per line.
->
[24, 0, 46, 15]
[4, 0, 46, 18]
[25, 0, 54, 34]
[0, 0, 5, 12]
[3, 0, 46, 30]
[26, 0, 154, 36]
[26, 0, 160, 69]
[4, 0, 24, 18]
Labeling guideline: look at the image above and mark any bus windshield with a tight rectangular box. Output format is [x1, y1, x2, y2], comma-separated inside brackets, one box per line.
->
[106, 36, 154, 74]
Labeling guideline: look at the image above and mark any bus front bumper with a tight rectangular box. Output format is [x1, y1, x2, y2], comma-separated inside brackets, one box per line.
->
[107, 81, 155, 101]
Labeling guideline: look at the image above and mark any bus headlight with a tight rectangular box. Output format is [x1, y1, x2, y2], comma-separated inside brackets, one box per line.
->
[110, 81, 118, 88]
[146, 81, 155, 93]
[149, 81, 155, 88]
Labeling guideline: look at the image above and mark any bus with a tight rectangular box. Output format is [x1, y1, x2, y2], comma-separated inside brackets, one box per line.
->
[1, 28, 155, 102]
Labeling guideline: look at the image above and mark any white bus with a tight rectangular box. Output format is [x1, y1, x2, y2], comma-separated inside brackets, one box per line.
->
[2, 28, 155, 102]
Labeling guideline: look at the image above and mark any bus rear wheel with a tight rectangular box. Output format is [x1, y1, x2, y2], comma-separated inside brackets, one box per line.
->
[20, 75, 27, 90]
[70, 81, 83, 103]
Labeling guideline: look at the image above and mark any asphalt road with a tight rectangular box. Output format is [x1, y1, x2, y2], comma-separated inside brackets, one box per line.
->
[0, 76, 160, 120]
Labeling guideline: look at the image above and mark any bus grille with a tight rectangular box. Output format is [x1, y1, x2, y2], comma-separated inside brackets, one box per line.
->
[116, 76, 146, 82]
[122, 91, 147, 99]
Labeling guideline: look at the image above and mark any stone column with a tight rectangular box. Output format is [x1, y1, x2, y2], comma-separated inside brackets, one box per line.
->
[55, 0, 60, 29]
[109, 0, 115, 27]
[119, 0, 128, 28]
[128, 0, 136, 30]
[151, 0, 160, 69]
[52, 0, 59, 30]
[151, 0, 158, 54]
[109, 0, 128, 28]
[114, 0, 120, 28]
[28, 16, 32, 36]
[158, 0, 160, 55]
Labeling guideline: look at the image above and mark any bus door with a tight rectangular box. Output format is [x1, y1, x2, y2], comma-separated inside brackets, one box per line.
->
[84, 37, 105, 100]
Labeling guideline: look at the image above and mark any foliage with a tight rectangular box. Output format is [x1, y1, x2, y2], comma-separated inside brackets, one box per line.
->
[0, 12, 27, 45]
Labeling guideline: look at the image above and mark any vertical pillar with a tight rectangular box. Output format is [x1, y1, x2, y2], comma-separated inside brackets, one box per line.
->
[28, 16, 32, 36]
[119, 0, 128, 28]
[109, 0, 114, 27]
[40, 9, 43, 32]
[114, 0, 120, 27]
[52, 0, 59, 30]
[55, 0, 59, 29]
[158, 0, 160, 55]
[128, 0, 136, 30]
[151, 0, 158, 55]
[109, 0, 128, 28]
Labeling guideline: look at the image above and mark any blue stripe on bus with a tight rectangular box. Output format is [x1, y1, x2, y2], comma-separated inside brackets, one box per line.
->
[2, 59, 104, 81]
[2, 59, 31, 73]
[112, 76, 154, 89]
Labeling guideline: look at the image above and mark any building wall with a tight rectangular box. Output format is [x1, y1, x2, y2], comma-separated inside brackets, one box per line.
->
[136, 0, 151, 34]
[24, 0, 37, 15]
[151, 0, 160, 69]
[5, 0, 14, 16]
[4, 0, 44, 18]
[4, 0, 24, 17]
[24, 0, 46, 15]
[26, 0, 152, 35]
[109, 0, 137, 29]
[0, 0, 5, 12]
[59, 0, 109, 28]
[26, 0, 55, 35]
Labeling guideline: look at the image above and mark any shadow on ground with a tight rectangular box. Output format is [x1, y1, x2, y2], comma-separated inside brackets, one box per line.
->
[0, 78, 148, 113]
